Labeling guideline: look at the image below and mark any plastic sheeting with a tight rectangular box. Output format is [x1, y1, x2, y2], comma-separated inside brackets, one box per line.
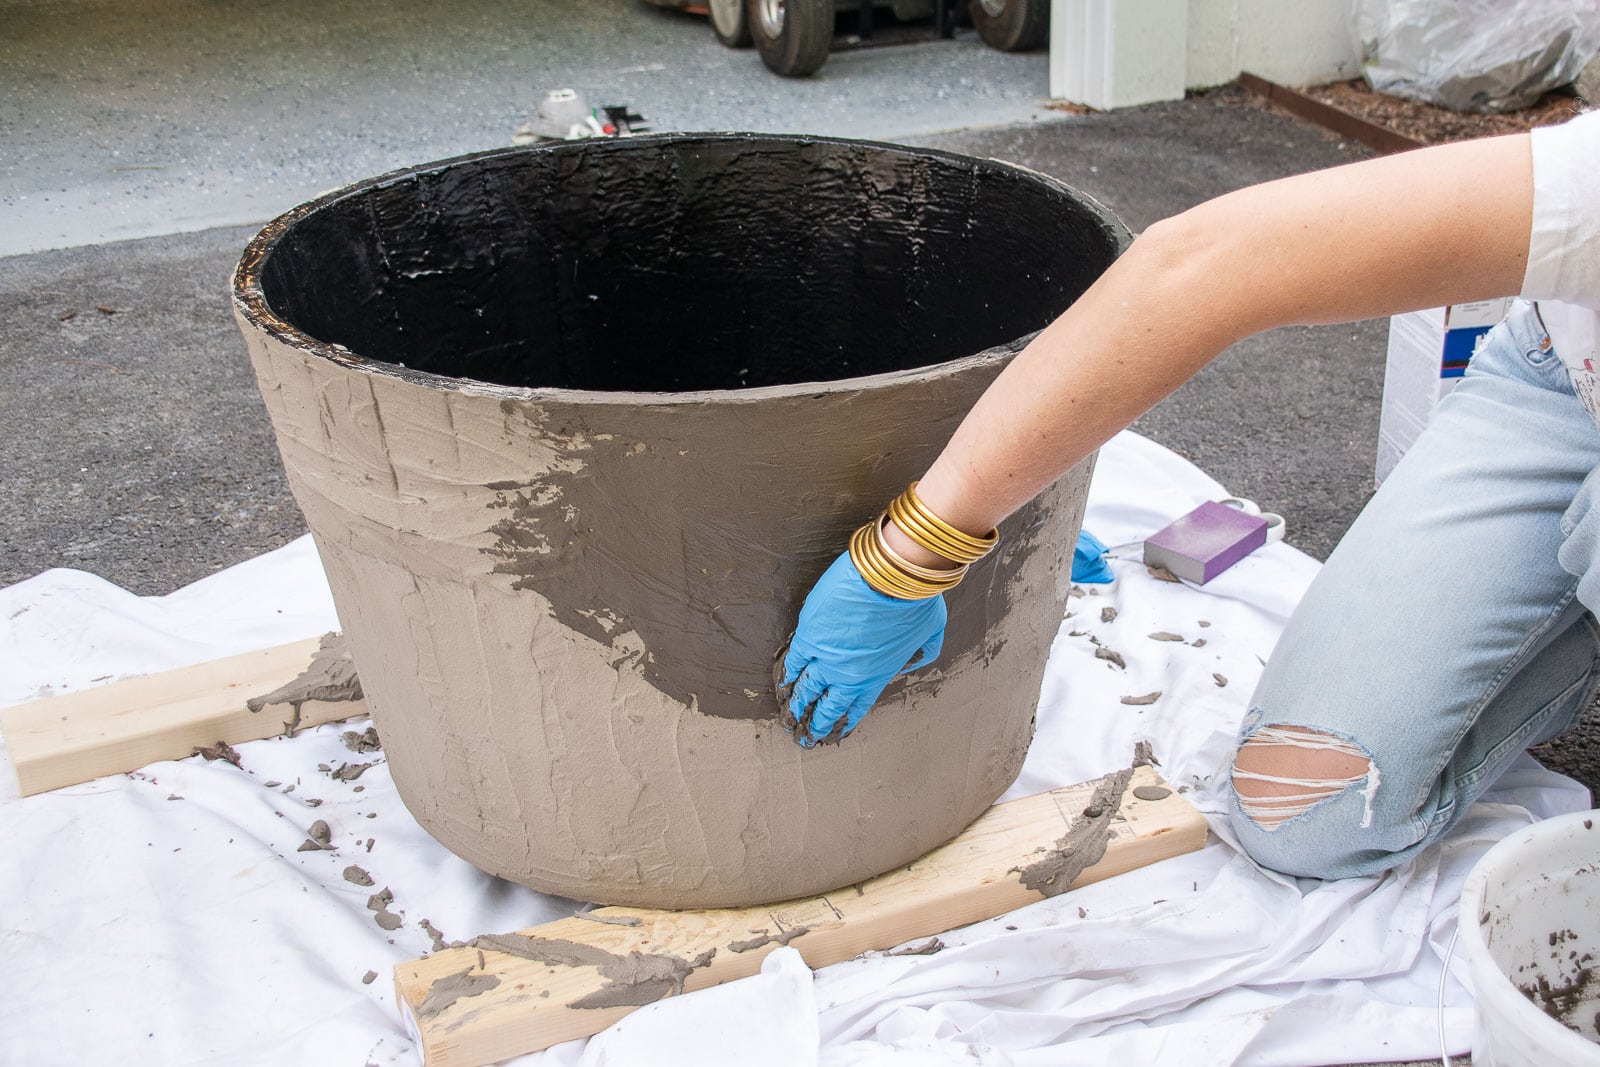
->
[2, 430, 1591, 1066]
[1356, 0, 1600, 113]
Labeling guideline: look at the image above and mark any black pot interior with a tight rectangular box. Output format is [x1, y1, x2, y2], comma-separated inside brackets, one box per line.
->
[255, 136, 1124, 392]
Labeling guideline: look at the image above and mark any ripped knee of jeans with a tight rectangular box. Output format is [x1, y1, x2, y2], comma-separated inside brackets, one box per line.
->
[1231, 724, 1380, 832]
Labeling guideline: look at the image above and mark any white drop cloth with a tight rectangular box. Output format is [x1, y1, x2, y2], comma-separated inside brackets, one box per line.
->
[1, 431, 1590, 1067]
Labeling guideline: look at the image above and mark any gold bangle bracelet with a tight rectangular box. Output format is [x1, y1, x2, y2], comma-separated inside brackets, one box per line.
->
[873, 514, 968, 583]
[852, 523, 959, 599]
[849, 522, 960, 600]
[903, 481, 999, 558]
[884, 481, 999, 566]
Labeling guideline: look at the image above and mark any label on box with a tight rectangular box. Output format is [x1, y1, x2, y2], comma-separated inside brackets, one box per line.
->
[1377, 299, 1512, 485]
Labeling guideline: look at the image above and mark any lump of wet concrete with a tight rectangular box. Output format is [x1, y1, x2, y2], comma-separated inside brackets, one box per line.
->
[367, 888, 402, 931]
[297, 819, 335, 851]
[341, 725, 382, 752]
[343, 865, 374, 886]
[329, 761, 375, 782]
[1121, 692, 1162, 706]
[193, 741, 243, 767]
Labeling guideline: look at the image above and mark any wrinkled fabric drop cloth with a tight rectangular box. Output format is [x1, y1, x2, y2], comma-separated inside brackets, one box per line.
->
[1, 431, 1590, 1067]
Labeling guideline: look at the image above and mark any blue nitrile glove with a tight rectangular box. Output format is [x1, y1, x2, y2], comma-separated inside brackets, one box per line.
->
[779, 551, 947, 748]
[1072, 529, 1114, 584]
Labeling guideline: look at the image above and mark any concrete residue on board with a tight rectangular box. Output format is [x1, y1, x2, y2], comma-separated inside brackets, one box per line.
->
[1013, 754, 1154, 898]
[573, 911, 643, 928]
[472, 933, 715, 1009]
[728, 924, 810, 953]
[418, 969, 501, 1017]
[246, 631, 363, 735]
[1132, 785, 1172, 802]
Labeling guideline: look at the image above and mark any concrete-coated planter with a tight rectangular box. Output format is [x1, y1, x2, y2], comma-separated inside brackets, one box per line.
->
[232, 133, 1129, 908]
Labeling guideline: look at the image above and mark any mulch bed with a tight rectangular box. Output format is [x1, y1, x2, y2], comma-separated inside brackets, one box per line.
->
[1292, 78, 1585, 145]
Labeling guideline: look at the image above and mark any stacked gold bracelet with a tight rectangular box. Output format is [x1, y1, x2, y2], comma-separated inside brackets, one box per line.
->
[848, 482, 1001, 600]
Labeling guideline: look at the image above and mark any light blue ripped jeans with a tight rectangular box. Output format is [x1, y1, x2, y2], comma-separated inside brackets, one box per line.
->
[1228, 303, 1600, 879]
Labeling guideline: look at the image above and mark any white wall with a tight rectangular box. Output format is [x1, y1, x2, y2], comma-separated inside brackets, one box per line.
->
[1186, 0, 1360, 89]
[1050, 0, 1361, 109]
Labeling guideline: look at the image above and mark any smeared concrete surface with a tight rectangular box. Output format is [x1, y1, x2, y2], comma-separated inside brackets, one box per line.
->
[417, 968, 501, 1018]
[573, 912, 642, 928]
[1014, 765, 1139, 898]
[246, 632, 363, 735]
[472, 933, 715, 1010]
[1132, 785, 1173, 802]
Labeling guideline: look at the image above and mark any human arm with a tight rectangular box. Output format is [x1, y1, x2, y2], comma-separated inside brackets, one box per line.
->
[783, 132, 1536, 744]
[897, 132, 1535, 549]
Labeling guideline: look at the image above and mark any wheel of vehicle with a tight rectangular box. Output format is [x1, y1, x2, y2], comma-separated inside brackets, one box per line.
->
[749, 0, 833, 77]
[968, 0, 1047, 52]
[710, 0, 752, 47]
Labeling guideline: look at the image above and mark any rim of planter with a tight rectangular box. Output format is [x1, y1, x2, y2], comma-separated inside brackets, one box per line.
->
[232, 132, 1129, 408]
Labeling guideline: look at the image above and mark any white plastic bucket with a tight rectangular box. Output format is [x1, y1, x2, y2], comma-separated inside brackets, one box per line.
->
[1459, 809, 1600, 1066]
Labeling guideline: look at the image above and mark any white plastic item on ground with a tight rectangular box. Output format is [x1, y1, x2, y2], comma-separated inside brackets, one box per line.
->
[1, 430, 1594, 1066]
[1355, 0, 1600, 112]
[1459, 809, 1600, 1066]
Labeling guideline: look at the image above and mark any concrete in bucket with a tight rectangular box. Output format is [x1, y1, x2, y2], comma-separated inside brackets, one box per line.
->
[1460, 808, 1600, 1065]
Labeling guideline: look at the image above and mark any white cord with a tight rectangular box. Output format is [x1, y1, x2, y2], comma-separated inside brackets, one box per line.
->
[1437, 920, 1462, 1067]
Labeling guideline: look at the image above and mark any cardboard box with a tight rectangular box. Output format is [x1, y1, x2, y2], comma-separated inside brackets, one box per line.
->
[1375, 298, 1512, 486]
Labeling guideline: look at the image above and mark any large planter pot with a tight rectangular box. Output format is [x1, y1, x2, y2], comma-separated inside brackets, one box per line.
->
[232, 133, 1128, 908]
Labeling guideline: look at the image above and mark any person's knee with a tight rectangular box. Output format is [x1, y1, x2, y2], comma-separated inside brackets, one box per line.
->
[1228, 723, 1383, 878]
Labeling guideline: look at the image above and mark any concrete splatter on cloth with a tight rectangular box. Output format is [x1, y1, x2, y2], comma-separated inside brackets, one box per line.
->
[0, 433, 1590, 1067]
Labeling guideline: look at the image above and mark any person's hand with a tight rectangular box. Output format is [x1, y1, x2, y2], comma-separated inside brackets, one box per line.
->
[778, 551, 947, 747]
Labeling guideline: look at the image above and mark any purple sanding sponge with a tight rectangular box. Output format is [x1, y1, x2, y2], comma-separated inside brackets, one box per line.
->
[1143, 501, 1269, 584]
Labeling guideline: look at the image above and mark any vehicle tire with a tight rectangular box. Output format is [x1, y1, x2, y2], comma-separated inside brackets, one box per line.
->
[710, 0, 752, 47]
[968, 0, 1047, 52]
[749, 0, 833, 77]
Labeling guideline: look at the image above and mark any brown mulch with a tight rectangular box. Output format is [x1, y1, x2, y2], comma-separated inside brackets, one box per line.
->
[1295, 78, 1586, 145]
